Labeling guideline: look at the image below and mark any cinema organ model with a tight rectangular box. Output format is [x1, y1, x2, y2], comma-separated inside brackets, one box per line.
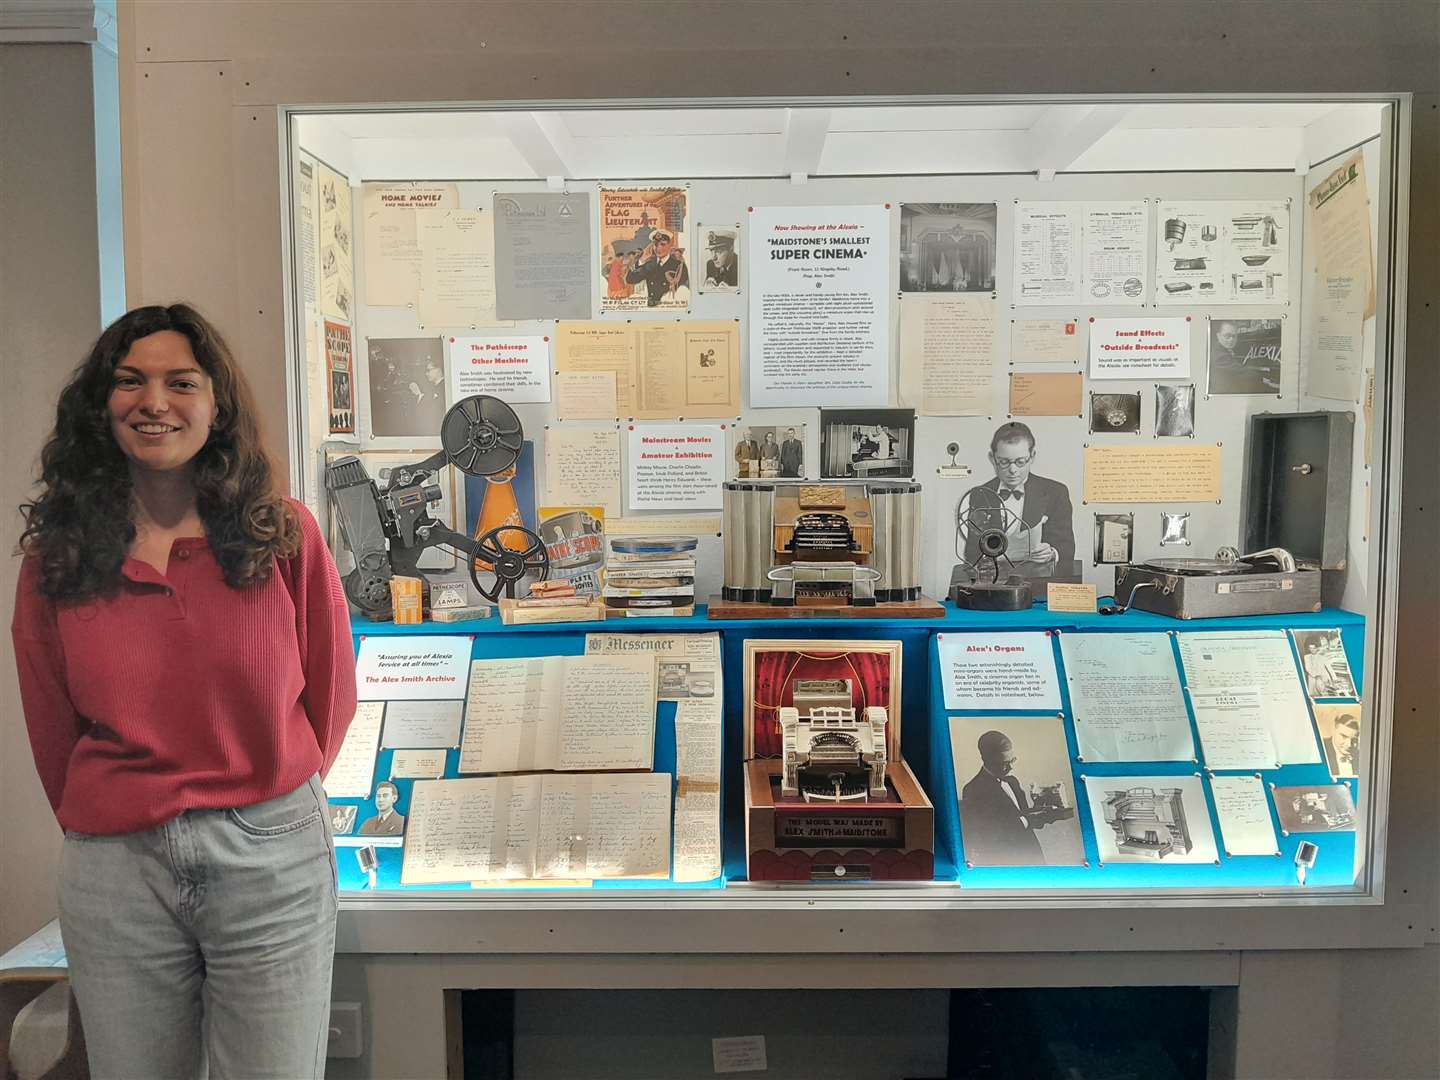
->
[779, 679, 889, 802]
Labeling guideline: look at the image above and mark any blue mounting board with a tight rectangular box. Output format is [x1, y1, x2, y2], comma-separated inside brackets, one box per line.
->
[928, 617, 1365, 890]
[346, 603, 1364, 893]
[336, 627, 718, 894]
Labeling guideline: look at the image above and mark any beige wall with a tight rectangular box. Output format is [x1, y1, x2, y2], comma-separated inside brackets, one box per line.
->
[0, 42, 104, 952]
[6, 0, 1435, 1074]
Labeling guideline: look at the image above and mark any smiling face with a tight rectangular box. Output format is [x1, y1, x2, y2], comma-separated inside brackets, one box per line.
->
[107, 330, 216, 478]
[1216, 322, 1239, 350]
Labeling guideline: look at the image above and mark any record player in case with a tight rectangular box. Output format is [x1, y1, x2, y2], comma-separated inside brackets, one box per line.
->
[1114, 410, 1352, 620]
[1114, 547, 1320, 619]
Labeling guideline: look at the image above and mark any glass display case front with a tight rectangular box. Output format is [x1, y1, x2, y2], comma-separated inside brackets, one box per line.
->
[282, 95, 1400, 907]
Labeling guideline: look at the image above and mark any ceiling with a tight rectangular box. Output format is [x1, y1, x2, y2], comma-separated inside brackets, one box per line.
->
[297, 100, 1385, 182]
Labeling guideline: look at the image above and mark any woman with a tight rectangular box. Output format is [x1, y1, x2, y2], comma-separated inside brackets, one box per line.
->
[12, 304, 357, 1079]
[759, 431, 781, 477]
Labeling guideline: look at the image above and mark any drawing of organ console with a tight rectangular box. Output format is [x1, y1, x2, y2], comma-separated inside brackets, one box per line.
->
[1101, 786, 1193, 860]
[779, 679, 888, 802]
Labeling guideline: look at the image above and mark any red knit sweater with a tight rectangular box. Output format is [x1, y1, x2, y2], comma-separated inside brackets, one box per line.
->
[11, 502, 357, 835]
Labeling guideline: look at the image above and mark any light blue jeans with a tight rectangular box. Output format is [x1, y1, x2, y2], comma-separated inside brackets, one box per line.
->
[59, 774, 338, 1079]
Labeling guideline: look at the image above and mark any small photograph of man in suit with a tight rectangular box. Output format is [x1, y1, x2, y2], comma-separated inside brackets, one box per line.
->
[358, 781, 406, 837]
[958, 421, 1077, 582]
[951, 718, 1082, 867]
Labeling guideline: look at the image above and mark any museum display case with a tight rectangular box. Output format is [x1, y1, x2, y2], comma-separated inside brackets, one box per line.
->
[279, 95, 1404, 915]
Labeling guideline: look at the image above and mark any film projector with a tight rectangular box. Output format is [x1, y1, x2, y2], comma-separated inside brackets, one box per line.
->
[325, 394, 549, 618]
[948, 487, 1035, 611]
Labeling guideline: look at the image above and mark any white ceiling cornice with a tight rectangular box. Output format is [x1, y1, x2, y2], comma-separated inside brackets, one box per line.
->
[0, 0, 101, 45]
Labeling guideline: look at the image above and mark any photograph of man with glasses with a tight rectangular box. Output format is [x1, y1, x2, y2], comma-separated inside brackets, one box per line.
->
[958, 421, 1077, 582]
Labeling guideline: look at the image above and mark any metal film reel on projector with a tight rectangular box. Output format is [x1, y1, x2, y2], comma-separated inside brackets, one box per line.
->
[440, 395, 549, 601]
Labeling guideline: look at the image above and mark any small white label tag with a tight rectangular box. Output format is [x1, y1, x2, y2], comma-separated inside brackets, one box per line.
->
[712, 1035, 767, 1073]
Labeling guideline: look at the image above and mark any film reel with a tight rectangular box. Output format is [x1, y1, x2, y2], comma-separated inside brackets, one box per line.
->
[440, 395, 524, 477]
[469, 525, 550, 601]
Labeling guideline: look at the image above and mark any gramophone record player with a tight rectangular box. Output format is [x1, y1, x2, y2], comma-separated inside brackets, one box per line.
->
[1113, 547, 1320, 620]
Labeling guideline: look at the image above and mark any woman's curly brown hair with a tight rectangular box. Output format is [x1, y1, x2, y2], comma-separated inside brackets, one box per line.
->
[19, 303, 300, 601]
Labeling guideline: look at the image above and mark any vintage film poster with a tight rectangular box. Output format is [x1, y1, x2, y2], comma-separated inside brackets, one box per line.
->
[749, 204, 891, 407]
[696, 223, 740, 294]
[324, 320, 355, 435]
[1012, 201, 1148, 306]
[1154, 200, 1290, 305]
[493, 191, 592, 320]
[361, 182, 460, 306]
[899, 203, 996, 293]
[599, 187, 691, 311]
[318, 163, 355, 322]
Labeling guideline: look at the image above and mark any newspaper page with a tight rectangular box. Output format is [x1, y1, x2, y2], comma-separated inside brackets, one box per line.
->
[586, 633, 723, 882]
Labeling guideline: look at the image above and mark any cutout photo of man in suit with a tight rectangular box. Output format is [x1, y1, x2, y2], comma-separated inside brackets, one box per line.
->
[958, 421, 1077, 581]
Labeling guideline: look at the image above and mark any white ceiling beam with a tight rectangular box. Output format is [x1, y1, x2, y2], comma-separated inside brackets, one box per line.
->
[500, 112, 576, 179]
[783, 108, 831, 178]
[1302, 104, 1384, 170]
[1025, 104, 1132, 174]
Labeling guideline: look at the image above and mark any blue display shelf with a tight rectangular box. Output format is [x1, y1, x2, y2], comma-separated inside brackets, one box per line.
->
[343, 603, 1365, 894]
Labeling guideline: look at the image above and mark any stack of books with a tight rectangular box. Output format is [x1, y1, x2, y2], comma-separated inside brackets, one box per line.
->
[603, 535, 699, 618]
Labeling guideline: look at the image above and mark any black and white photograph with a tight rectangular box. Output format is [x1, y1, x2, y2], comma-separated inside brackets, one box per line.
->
[732, 423, 805, 479]
[1159, 511, 1191, 546]
[1313, 703, 1361, 779]
[956, 420, 1079, 583]
[357, 781, 407, 837]
[1272, 783, 1357, 833]
[819, 409, 914, 479]
[329, 805, 358, 836]
[697, 224, 740, 294]
[1207, 318, 1283, 396]
[1290, 629, 1357, 699]
[367, 336, 447, 439]
[1155, 383, 1196, 437]
[1084, 774, 1219, 864]
[899, 203, 997, 293]
[950, 715, 1083, 867]
[1089, 391, 1142, 434]
[1093, 512, 1134, 565]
